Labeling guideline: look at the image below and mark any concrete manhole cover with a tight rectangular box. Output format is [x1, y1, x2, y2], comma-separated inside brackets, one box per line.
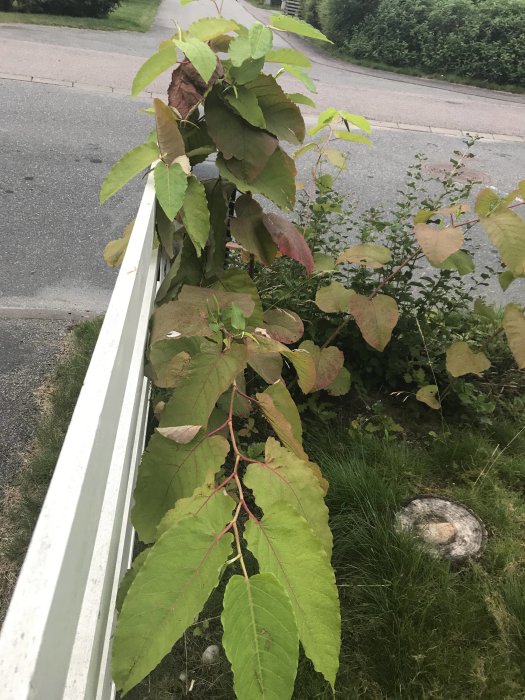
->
[422, 162, 490, 184]
[396, 495, 487, 561]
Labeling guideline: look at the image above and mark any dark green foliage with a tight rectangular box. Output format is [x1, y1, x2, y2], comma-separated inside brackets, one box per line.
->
[13, 0, 120, 17]
[316, 0, 380, 44]
[345, 0, 525, 85]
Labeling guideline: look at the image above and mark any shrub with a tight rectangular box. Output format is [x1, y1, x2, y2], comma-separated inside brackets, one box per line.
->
[317, 0, 380, 44]
[346, 0, 525, 85]
[13, 0, 121, 17]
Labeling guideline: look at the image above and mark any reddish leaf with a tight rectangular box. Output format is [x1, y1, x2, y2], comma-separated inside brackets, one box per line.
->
[230, 194, 278, 266]
[168, 60, 223, 120]
[263, 308, 304, 344]
[299, 341, 344, 391]
[262, 213, 314, 274]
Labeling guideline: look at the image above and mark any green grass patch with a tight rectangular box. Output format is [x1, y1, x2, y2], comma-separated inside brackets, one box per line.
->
[125, 423, 525, 699]
[0, 317, 102, 625]
[0, 0, 161, 31]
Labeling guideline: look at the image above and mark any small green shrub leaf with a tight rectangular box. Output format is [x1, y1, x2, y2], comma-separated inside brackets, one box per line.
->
[446, 341, 491, 377]
[266, 47, 311, 67]
[349, 294, 399, 352]
[131, 434, 230, 542]
[480, 208, 525, 276]
[222, 573, 299, 700]
[181, 176, 211, 255]
[270, 13, 333, 42]
[336, 243, 392, 268]
[113, 492, 235, 694]
[154, 161, 188, 220]
[414, 223, 464, 265]
[416, 385, 441, 410]
[245, 501, 340, 688]
[263, 308, 304, 344]
[326, 366, 351, 396]
[132, 44, 179, 97]
[315, 281, 355, 313]
[100, 143, 158, 204]
[175, 37, 218, 83]
[245, 438, 333, 555]
[502, 304, 525, 369]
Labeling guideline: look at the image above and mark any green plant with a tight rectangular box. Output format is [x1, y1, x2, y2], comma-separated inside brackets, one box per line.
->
[345, 0, 525, 85]
[13, 0, 120, 16]
[317, 0, 380, 44]
[100, 5, 525, 697]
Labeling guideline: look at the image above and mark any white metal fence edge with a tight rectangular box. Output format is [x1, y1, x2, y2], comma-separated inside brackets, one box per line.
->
[0, 175, 159, 699]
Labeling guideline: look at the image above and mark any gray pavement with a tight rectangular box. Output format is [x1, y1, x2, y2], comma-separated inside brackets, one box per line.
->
[0, 0, 524, 486]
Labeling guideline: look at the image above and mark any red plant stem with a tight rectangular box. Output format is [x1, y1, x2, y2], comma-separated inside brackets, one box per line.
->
[204, 419, 229, 439]
[452, 200, 524, 229]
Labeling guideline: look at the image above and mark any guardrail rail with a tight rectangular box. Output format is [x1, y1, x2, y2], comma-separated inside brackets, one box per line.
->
[0, 176, 159, 700]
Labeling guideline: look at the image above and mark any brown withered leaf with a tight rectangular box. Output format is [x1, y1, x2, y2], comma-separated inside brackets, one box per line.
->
[168, 59, 223, 120]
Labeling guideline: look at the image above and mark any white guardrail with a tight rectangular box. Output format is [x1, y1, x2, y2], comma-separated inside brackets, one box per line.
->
[0, 176, 159, 699]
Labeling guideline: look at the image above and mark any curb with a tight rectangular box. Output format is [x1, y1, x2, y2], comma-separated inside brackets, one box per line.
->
[1, 71, 524, 144]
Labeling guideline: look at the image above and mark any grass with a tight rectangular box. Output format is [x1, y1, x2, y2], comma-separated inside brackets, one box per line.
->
[125, 422, 525, 699]
[0, 317, 103, 626]
[0, 0, 161, 31]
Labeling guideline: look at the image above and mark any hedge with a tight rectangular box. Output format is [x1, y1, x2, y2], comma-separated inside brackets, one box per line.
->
[12, 0, 121, 17]
[313, 0, 525, 86]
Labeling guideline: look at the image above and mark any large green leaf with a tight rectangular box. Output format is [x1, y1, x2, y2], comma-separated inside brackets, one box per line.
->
[247, 75, 305, 145]
[480, 208, 525, 276]
[228, 34, 252, 67]
[181, 176, 210, 256]
[249, 22, 273, 59]
[446, 341, 491, 377]
[246, 338, 283, 384]
[229, 56, 266, 85]
[503, 303, 525, 369]
[154, 161, 188, 220]
[132, 44, 179, 98]
[155, 236, 204, 304]
[204, 178, 233, 278]
[349, 293, 399, 352]
[245, 501, 340, 688]
[153, 98, 185, 165]
[217, 147, 297, 210]
[281, 348, 316, 393]
[160, 343, 247, 428]
[188, 17, 239, 41]
[269, 13, 332, 42]
[475, 187, 501, 217]
[256, 381, 305, 458]
[245, 438, 332, 555]
[315, 281, 354, 313]
[281, 64, 317, 93]
[100, 143, 158, 204]
[266, 47, 311, 67]
[336, 243, 391, 269]
[113, 492, 235, 693]
[286, 92, 316, 107]
[222, 573, 299, 700]
[132, 433, 230, 542]
[178, 284, 255, 318]
[224, 86, 266, 128]
[205, 89, 277, 182]
[230, 194, 278, 266]
[174, 37, 218, 83]
[434, 249, 475, 275]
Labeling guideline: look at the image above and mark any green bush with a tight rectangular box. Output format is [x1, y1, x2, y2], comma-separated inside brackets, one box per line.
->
[13, 0, 121, 17]
[316, 0, 380, 44]
[346, 0, 525, 85]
